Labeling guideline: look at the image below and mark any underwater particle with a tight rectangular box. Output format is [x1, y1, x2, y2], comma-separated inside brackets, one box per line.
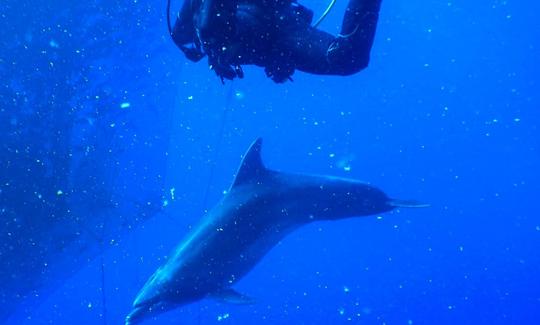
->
[235, 91, 244, 100]
[162, 199, 169, 207]
[87, 302, 92, 309]
[217, 313, 230, 321]
[338, 307, 345, 316]
[343, 286, 350, 293]
[458, 246, 464, 252]
[110, 123, 116, 128]
[49, 39, 59, 48]
[514, 118, 521, 122]
[336, 155, 354, 172]
[187, 95, 194, 100]
[170, 187, 176, 200]
[448, 305, 454, 310]
[361, 307, 372, 315]
[408, 320, 413, 325]
[120, 102, 131, 109]
[56, 190, 63, 196]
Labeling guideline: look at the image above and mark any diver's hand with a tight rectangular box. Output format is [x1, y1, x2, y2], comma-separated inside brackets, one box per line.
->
[208, 53, 244, 83]
[264, 63, 295, 83]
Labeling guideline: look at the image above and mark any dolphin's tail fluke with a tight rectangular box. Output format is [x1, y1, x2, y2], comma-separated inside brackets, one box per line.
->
[388, 199, 430, 208]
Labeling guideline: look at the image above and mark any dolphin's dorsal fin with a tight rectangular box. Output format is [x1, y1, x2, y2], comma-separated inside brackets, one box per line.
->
[231, 138, 266, 188]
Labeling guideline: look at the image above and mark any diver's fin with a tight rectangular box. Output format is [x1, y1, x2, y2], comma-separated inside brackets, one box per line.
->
[231, 138, 266, 188]
[388, 199, 430, 208]
[211, 288, 256, 305]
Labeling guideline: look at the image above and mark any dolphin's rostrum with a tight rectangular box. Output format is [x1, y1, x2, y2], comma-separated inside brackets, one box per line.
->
[126, 138, 427, 324]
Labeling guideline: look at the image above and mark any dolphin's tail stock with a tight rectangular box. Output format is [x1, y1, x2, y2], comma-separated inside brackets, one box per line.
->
[388, 199, 430, 209]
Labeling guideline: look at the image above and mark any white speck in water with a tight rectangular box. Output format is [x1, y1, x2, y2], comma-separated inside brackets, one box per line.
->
[343, 286, 350, 293]
[235, 91, 244, 99]
[56, 190, 63, 196]
[217, 313, 230, 321]
[120, 102, 131, 109]
[338, 307, 345, 316]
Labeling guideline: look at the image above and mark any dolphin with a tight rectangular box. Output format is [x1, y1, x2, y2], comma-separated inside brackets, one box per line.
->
[126, 138, 427, 324]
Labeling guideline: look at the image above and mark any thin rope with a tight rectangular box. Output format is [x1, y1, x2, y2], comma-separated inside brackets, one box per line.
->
[97, 215, 108, 325]
[195, 83, 234, 325]
[100, 254, 108, 325]
[200, 83, 235, 211]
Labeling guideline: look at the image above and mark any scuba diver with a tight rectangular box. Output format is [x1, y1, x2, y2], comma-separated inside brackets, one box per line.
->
[169, 0, 382, 82]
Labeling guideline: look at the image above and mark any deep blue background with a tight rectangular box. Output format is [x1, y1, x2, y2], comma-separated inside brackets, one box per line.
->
[4, 0, 540, 324]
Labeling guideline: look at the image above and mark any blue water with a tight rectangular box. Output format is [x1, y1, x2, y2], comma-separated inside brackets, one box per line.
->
[1, 0, 539, 324]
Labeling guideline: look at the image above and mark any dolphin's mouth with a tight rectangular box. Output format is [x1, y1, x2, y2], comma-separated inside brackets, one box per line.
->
[125, 301, 174, 325]
[125, 305, 146, 325]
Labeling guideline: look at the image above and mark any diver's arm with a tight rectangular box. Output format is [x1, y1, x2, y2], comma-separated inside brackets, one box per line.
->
[196, 0, 238, 48]
[172, 0, 206, 62]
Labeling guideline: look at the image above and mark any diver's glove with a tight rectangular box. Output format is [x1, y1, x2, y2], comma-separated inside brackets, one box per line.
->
[264, 62, 295, 83]
[208, 50, 244, 83]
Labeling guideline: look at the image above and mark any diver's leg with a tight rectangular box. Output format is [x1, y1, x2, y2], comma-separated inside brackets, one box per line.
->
[326, 0, 383, 74]
[276, 26, 335, 75]
[280, 0, 382, 76]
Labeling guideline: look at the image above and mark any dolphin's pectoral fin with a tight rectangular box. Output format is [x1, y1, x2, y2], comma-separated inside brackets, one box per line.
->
[210, 288, 256, 305]
[388, 199, 430, 208]
[230, 138, 267, 189]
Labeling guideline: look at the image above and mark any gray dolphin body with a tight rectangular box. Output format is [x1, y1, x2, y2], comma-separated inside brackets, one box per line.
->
[126, 138, 426, 324]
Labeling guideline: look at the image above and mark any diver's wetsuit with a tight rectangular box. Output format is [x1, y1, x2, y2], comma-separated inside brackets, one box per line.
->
[171, 0, 382, 82]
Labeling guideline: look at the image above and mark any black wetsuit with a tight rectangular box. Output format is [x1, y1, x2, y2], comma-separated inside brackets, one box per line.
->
[172, 0, 382, 82]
